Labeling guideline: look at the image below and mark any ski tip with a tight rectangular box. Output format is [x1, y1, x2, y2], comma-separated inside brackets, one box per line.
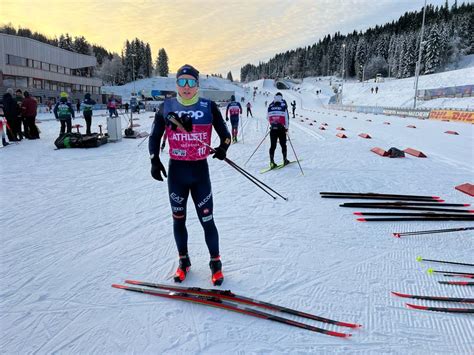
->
[416, 256, 423, 262]
[353, 212, 363, 215]
[112, 284, 126, 289]
[463, 204, 471, 207]
[406, 303, 426, 310]
[392, 233, 401, 238]
[437, 199, 445, 203]
[356, 218, 366, 222]
[469, 210, 474, 214]
[125, 279, 140, 285]
[327, 330, 352, 338]
[432, 196, 441, 199]
[391, 291, 408, 298]
[427, 268, 434, 275]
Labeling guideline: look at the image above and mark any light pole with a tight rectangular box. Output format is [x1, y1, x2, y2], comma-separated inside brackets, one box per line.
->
[413, 0, 427, 109]
[131, 53, 137, 95]
[341, 43, 346, 104]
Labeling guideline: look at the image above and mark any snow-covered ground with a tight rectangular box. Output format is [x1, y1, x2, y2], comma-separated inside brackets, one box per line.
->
[1, 81, 473, 353]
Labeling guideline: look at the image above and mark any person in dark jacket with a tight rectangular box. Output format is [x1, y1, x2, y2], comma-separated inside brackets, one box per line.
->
[53, 92, 75, 134]
[2, 88, 21, 141]
[21, 91, 39, 139]
[76, 99, 81, 113]
[82, 93, 96, 135]
[15, 89, 25, 139]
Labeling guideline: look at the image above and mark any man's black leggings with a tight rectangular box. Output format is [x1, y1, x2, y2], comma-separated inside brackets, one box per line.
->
[269, 128, 287, 161]
[167, 159, 219, 258]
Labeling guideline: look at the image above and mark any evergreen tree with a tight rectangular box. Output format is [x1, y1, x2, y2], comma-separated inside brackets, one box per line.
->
[156, 48, 169, 77]
[424, 25, 442, 74]
[226, 71, 234, 82]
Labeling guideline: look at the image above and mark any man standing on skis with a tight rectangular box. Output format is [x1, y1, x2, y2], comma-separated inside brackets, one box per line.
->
[148, 64, 231, 286]
[225, 95, 242, 143]
[267, 92, 289, 169]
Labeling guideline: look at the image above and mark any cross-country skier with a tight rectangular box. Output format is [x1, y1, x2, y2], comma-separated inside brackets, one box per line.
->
[267, 92, 289, 169]
[291, 100, 296, 118]
[148, 64, 231, 286]
[246, 101, 253, 117]
[225, 95, 242, 143]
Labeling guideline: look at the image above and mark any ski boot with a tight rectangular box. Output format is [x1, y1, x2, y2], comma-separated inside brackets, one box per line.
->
[269, 160, 277, 169]
[174, 254, 191, 283]
[210, 256, 224, 286]
[2, 138, 9, 147]
[283, 159, 290, 166]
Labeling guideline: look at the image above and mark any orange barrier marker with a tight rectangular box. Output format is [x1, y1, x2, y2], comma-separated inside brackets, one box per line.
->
[336, 133, 347, 138]
[445, 131, 459, 135]
[371, 147, 389, 156]
[404, 148, 427, 158]
[455, 183, 474, 197]
[359, 133, 372, 139]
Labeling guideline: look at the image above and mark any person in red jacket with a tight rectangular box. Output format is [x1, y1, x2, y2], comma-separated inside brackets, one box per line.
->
[21, 91, 39, 139]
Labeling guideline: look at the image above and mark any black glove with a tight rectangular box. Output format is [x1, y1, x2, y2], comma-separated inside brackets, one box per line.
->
[166, 112, 193, 132]
[150, 155, 167, 181]
[225, 117, 229, 122]
[212, 146, 227, 160]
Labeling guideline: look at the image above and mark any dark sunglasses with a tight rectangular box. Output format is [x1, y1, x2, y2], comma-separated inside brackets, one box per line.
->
[177, 78, 198, 88]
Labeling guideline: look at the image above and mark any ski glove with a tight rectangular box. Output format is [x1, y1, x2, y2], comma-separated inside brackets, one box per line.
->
[225, 117, 229, 121]
[212, 146, 227, 160]
[166, 112, 193, 132]
[150, 155, 167, 181]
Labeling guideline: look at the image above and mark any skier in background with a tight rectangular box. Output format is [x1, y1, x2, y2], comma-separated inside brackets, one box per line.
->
[225, 95, 242, 143]
[246, 101, 253, 117]
[267, 92, 289, 169]
[148, 64, 231, 286]
[291, 100, 296, 118]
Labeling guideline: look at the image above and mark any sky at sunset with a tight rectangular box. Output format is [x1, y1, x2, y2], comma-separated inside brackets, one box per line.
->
[1, 0, 449, 77]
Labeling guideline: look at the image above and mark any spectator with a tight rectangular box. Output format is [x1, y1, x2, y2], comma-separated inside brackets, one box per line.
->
[53, 92, 75, 134]
[21, 91, 40, 139]
[124, 102, 129, 113]
[107, 95, 119, 118]
[76, 99, 81, 113]
[15, 89, 25, 139]
[82, 93, 97, 135]
[375, 86, 379, 94]
[2, 88, 21, 141]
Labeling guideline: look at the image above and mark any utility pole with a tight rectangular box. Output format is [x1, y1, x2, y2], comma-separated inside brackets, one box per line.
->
[341, 43, 346, 104]
[413, 0, 427, 109]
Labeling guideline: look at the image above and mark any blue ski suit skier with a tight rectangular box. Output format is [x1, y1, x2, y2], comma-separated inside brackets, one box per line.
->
[267, 92, 289, 169]
[225, 95, 242, 143]
[149, 64, 231, 286]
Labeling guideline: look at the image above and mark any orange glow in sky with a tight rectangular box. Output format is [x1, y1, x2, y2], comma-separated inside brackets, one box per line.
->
[1, 0, 445, 77]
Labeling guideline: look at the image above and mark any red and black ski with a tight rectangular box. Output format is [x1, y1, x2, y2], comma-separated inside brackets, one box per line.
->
[320, 192, 441, 199]
[124, 280, 361, 328]
[358, 216, 474, 222]
[392, 291, 474, 303]
[438, 281, 474, 286]
[112, 284, 352, 337]
[406, 303, 474, 313]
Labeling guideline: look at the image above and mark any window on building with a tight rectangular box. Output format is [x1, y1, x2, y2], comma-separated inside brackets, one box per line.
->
[3, 75, 15, 87]
[27, 59, 34, 68]
[93, 87, 100, 94]
[42, 62, 49, 71]
[28, 77, 34, 87]
[58, 66, 64, 74]
[33, 60, 41, 69]
[44, 81, 50, 90]
[50, 64, 58, 72]
[65, 68, 71, 75]
[33, 79, 43, 89]
[7, 54, 27, 66]
[16, 77, 28, 88]
[51, 82, 57, 91]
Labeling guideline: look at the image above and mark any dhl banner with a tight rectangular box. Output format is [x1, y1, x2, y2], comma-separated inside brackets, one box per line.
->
[429, 110, 473, 123]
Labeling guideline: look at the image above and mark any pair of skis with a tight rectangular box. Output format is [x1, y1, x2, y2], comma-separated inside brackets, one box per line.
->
[391, 292, 474, 313]
[260, 160, 298, 174]
[320, 191, 444, 202]
[112, 280, 361, 337]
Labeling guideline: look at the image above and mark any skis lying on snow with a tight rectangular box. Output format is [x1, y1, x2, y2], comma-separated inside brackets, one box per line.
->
[405, 303, 474, 313]
[416, 257, 474, 268]
[260, 160, 299, 174]
[393, 227, 474, 237]
[357, 216, 474, 222]
[354, 212, 472, 217]
[428, 269, 474, 277]
[343, 202, 469, 207]
[438, 281, 474, 286]
[341, 204, 474, 213]
[320, 192, 441, 199]
[112, 284, 355, 337]
[391, 291, 474, 303]
[323, 195, 444, 202]
[124, 280, 361, 328]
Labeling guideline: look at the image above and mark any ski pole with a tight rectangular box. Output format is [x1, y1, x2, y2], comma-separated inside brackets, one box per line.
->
[392, 226, 474, 237]
[137, 135, 149, 147]
[286, 132, 304, 176]
[244, 130, 269, 165]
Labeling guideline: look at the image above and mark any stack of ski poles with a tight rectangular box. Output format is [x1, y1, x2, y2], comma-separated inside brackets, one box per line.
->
[391, 257, 474, 314]
[320, 191, 474, 222]
[112, 280, 362, 337]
